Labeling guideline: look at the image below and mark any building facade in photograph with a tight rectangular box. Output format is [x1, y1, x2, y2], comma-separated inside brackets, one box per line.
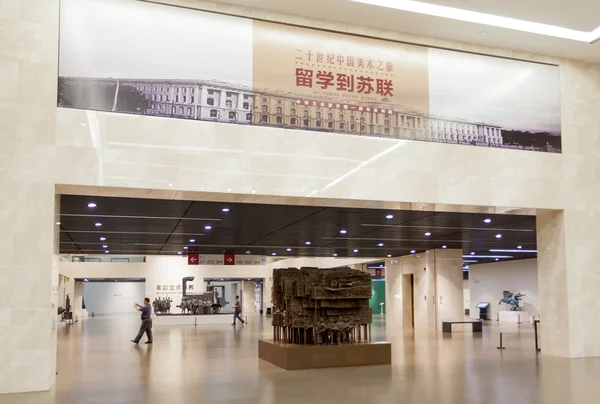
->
[58, 77, 504, 147]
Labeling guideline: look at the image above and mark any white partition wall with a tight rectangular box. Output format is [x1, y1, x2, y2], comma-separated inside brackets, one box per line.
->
[468, 258, 539, 321]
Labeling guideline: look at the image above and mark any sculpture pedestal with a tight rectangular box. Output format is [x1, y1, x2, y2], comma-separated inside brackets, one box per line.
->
[498, 311, 529, 323]
[258, 339, 392, 370]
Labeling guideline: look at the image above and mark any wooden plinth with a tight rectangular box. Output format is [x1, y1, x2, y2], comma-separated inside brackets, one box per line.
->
[258, 339, 391, 370]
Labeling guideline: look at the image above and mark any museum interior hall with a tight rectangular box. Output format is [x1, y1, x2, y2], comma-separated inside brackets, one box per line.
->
[6, 0, 600, 402]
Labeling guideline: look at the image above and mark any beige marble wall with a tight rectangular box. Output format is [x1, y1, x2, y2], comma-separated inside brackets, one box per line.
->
[385, 250, 463, 330]
[3, 0, 600, 393]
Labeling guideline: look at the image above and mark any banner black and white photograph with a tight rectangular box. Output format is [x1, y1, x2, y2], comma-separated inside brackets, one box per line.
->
[58, 0, 562, 153]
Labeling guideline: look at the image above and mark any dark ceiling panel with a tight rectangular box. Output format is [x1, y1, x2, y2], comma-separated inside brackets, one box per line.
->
[59, 195, 538, 264]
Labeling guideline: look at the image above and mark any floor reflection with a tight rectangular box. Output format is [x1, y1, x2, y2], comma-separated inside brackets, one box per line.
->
[1, 314, 600, 403]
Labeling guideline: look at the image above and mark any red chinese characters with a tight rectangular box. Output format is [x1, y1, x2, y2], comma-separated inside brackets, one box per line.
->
[316, 71, 335, 89]
[296, 69, 394, 96]
[296, 68, 314, 88]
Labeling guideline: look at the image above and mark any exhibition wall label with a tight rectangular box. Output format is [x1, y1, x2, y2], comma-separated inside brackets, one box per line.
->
[58, 0, 562, 153]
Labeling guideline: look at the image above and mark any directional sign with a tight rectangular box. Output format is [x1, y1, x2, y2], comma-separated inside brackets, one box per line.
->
[224, 254, 235, 266]
[188, 253, 199, 265]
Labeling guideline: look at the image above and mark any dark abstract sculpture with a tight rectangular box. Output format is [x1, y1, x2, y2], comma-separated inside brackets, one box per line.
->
[272, 267, 372, 345]
[499, 290, 525, 311]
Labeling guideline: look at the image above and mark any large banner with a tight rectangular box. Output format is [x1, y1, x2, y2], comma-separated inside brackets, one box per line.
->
[58, 0, 562, 153]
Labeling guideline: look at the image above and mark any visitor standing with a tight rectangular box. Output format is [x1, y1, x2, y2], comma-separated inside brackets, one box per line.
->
[131, 298, 153, 344]
[232, 295, 245, 325]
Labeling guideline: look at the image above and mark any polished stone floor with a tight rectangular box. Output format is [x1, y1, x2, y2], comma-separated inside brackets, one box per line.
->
[2, 314, 600, 403]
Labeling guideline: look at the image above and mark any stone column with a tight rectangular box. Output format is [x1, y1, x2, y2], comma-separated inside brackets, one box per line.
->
[73, 281, 83, 323]
[241, 281, 256, 316]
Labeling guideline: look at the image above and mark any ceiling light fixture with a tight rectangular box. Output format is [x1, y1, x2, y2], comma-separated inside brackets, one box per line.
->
[442, 245, 447, 249]
[100, 237, 106, 241]
[183, 246, 188, 250]
[333, 253, 338, 257]
[386, 214, 394, 219]
[410, 250, 416, 254]
[484, 218, 492, 224]
[204, 225, 212, 230]
[495, 234, 502, 239]
[222, 208, 230, 212]
[272, 252, 277, 256]
[349, 0, 600, 43]
[177, 251, 182, 255]
[378, 243, 384, 247]
[87, 202, 97, 208]
[353, 249, 359, 253]
[286, 248, 292, 252]
[340, 229, 347, 234]
[56, 221, 61, 225]
[105, 251, 109, 254]
[102, 245, 108, 248]
[190, 239, 196, 243]
[463, 255, 514, 259]
[424, 232, 431, 237]
[471, 252, 475, 255]
[387, 254, 392, 258]
[95, 222, 102, 227]
[517, 245, 523, 249]
[305, 241, 311, 245]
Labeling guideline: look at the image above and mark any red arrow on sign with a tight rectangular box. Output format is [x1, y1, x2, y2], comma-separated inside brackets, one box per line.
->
[188, 253, 199, 265]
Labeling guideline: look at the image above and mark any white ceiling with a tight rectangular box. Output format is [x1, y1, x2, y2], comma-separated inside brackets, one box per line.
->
[208, 0, 600, 63]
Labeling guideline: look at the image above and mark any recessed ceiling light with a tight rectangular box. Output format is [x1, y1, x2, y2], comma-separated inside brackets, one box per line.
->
[272, 252, 277, 256]
[387, 254, 392, 258]
[386, 214, 394, 219]
[517, 245, 522, 249]
[484, 218, 492, 224]
[471, 252, 475, 255]
[100, 237, 106, 241]
[305, 241, 311, 245]
[177, 251, 182, 255]
[424, 232, 431, 237]
[286, 248, 292, 252]
[333, 253, 338, 257]
[104, 251, 109, 254]
[56, 221, 61, 225]
[410, 250, 416, 254]
[183, 246, 188, 250]
[378, 243, 384, 247]
[87, 202, 97, 208]
[353, 249, 359, 253]
[495, 234, 502, 239]
[442, 245, 447, 249]
[349, 0, 598, 43]
[205, 225, 212, 230]
[95, 222, 102, 227]
[168, 183, 173, 187]
[190, 239, 196, 243]
[495, 258, 499, 261]
[102, 245, 108, 248]
[222, 208, 230, 212]
[340, 229, 347, 234]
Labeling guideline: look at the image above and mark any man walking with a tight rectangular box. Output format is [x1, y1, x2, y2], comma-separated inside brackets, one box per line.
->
[132, 297, 153, 344]
[232, 295, 245, 325]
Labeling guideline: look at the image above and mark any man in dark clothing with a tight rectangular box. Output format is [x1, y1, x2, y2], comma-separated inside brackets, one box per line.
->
[132, 298, 153, 344]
